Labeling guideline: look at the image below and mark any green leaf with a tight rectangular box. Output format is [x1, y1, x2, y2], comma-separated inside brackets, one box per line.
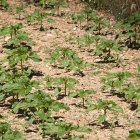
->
[75, 126, 92, 132]
[128, 129, 140, 140]
[54, 87, 61, 95]
[0, 94, 5, 101]
[47, 18, 55, 23]
[98, 114, 106, 123]
[0, 122, 24, 140]
[30, 51, 42, 62]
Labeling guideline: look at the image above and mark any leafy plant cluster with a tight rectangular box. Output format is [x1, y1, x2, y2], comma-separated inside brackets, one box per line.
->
[86, 99, 123, 126]
[47, 47, 90, 76]
[0, 0, 9, 10]
[128, 129, 140, 140]
[77, 34, 121, 62]
[44, 75, 96, 107]
[0, 24, 91, 140]
[69, 4, 124, 63]
[115, 12, 140, 49]
[0, 23, 42, 71]
[26, 9, 52, 31]
[101, 71, 140, 112]
[0, 122, 24, 140]
[0, 0, 139, 139]
[39, 0, 69, 16]
[70, 4, 140, 63]
[71, 5, 110, 34]
[43, 73, 123, 128]
[0, 69, 92, 139]
[45, 75, 79, 95]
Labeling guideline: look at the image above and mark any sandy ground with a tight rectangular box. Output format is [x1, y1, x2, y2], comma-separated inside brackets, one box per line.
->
[0, 0, 140, 140]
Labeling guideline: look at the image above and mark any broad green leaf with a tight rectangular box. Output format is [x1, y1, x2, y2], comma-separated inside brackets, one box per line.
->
[98, 114, 105, 123]
[128, 129, 140, 140]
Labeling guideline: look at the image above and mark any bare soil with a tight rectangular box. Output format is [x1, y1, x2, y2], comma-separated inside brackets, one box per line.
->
[0, 1, 140, 140]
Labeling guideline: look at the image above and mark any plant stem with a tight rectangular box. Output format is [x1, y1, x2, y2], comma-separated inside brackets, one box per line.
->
[82, 98, 85, 107]
[40, 13, 44, 31]
[104, 109, 107, 122]
[79, 21, 81, 29]
[12, 95, 15, 102]
[10, 33, 12, 39]
[134, 25, 137, 44]
[98, 23, 101, 35]
[16, 93, 19, 100]
[86, 14, 88, 26]
[57, 6, 60, 16]
[64, 80, 67, 96]
[19, 14, 21, 20]
[20, 59, 23, 71]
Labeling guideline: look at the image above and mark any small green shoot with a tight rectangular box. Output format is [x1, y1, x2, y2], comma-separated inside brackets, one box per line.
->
[70, 89, 96, 107]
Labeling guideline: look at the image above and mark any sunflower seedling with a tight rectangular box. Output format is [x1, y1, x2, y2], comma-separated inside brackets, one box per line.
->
[52, 0, 69, 16]
[70, 89, 96, 107]
[91, 15, 110, 35]
[0, 0, 9, 10]
[0, 23, 23, 40]
[95, 39, 121, 62]
[44, 75, 55, 89]
[123, 84, 140, 108]
[101, 71, 131, 95]
[5, 44, 42, 71]
[87, 99, 123, 127]
[0, 122, 24, 140]
[15, 4, 26, 20]
[47, 47, 89, 76]
[128, 129, 140, 140]
[54, 76, 79, 96]
[40, 119, 91, 139]
[7, 31, 32, 47]
[1, 70, 38, 101]
[71, 12, 85, 28]
[77, 34, 95, 50]
[81, 6, 93, 25]
[27, 9, 48, 31]
[114, 12, 140, 49]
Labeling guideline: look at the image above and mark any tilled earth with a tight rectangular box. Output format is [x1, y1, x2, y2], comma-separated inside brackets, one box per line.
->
[0, 1, 140, 140]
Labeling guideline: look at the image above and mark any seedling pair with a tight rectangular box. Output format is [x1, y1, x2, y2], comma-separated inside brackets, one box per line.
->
[44, 75, 79, 96]
[71, 6, 93, 27]
[47, 47, 89, 76]
[101, 71, 140, 110]
[101, 71, 131, 94]
[115, 12, 140, 49]
[40, 119, 91, 139]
